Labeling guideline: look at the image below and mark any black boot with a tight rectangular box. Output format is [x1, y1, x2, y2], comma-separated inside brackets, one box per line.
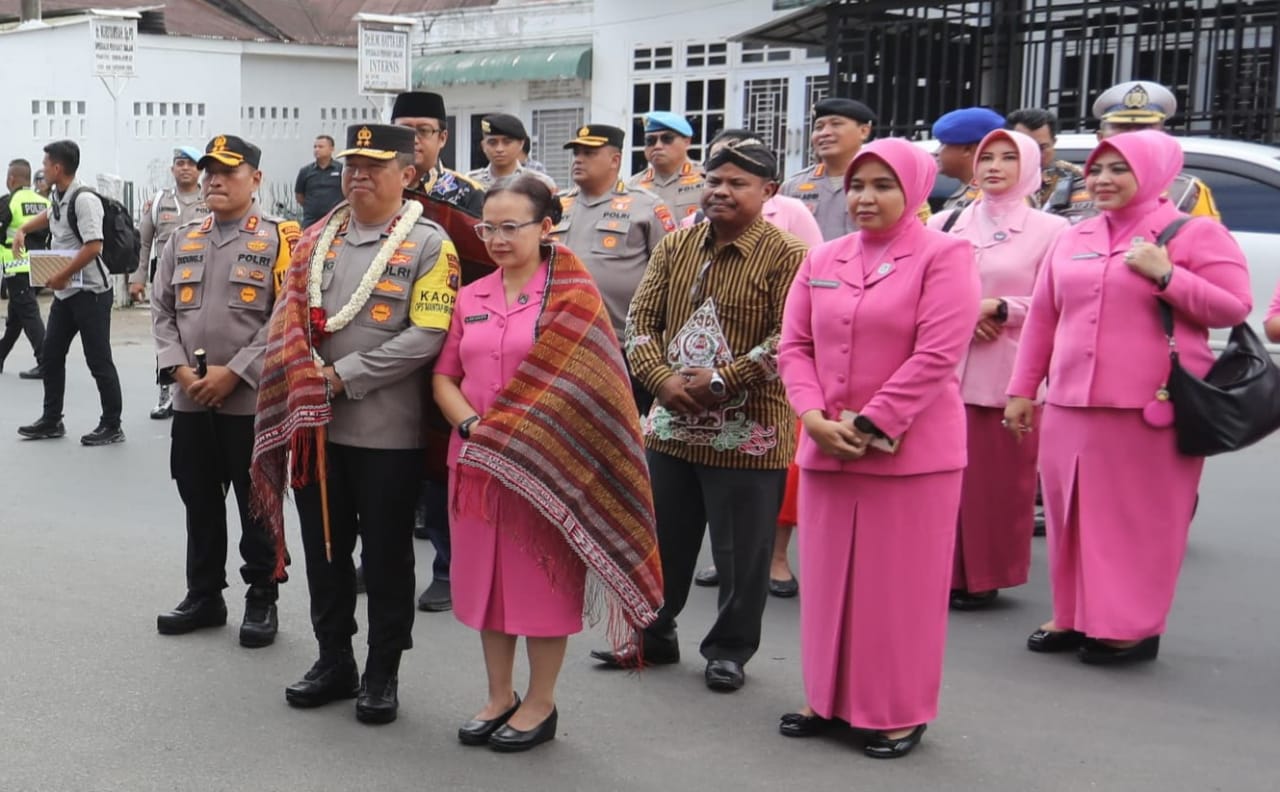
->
[157, 593, 228, 635]
[356, 649, 401, 725]
[285, 639, 359, 708]
[239, 584, 278, 648]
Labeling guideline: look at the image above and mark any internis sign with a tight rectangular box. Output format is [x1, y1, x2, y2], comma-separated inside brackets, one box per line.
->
[358, 24, 411, 95]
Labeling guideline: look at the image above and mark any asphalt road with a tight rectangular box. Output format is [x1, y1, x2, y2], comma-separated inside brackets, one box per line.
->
[1, 300, 1277, 792]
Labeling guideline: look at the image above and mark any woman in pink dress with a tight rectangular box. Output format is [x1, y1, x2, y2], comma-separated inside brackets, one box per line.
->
[1006, 130, 1250, 664]
[777, 138, 979, 758]
[929, 129, 1069, 609]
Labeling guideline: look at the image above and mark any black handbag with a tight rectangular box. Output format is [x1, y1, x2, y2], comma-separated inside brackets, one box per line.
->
[1155, 219, 1280, 456]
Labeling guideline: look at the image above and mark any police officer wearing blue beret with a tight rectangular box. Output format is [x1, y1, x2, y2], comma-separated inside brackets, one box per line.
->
[627, 111, 705, 220]
[932, 107, 1006, 212]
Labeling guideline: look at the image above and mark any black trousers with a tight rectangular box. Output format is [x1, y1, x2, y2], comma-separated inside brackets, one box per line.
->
[418, 479, 450, 581]
[295, 443, 421, 653]
[643, 450, 786, 665]
[41, 289, 122, 425]
[170, 411, 277, 597]
[0, 273, 45, 366]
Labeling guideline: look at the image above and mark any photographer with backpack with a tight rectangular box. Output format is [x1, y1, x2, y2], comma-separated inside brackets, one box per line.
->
[11, 140, 126, 446]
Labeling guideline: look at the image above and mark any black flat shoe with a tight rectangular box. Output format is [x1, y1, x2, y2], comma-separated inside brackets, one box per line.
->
[863, 724, 926, 759]
[489, 707, 557, 753]
[1026, 628, 1086, 653]
[779, 711, 831, 738]
[458, 693, 521, 746]
[590, 638, 679, 669]
[950, 589, 998, 610]
[1077, 636, 1160, 666]
[693, 566, 719, 587]
[769, 576, 799, 598]
[704, 659, 745, 692]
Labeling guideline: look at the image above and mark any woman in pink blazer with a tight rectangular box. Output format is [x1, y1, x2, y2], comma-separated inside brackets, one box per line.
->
[929, 129, 1069, 609]
[1006, 130, 1250, 665]
[777, 138, 980, 758]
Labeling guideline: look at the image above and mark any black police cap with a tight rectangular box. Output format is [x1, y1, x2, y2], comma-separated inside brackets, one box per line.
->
[337, 124, 416, 160]
[198, 134, 261, 170]
[564, 124, 626, 150]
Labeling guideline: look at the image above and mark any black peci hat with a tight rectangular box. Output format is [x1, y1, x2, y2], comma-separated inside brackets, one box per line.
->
[391, 91, 447, 123]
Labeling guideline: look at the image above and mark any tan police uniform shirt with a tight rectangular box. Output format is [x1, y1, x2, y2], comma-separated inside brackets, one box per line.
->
[551, 180, 675, 337]
[780, 163, 852, 242]
[133, 187, 210, 285]
[627, 160, 704, 221]
[318, 201, 460, 449]
[152, 205, 300, 415]
[466, 163, 556, 191]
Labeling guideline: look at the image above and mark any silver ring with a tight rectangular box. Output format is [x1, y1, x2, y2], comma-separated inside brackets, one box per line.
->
[1001, 418, 1011, 427]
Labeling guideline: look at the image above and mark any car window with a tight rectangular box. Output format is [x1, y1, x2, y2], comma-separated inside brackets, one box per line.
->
[1183, 167, 1280, 233]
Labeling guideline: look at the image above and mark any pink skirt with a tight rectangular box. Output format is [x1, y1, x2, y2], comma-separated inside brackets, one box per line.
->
[953, 405, 1039, 592]
[1039, 405, 1203, 640]
[797, 468, 960, 730]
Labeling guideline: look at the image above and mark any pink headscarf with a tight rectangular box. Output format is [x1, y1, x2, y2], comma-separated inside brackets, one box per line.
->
[1084, 129, 1184, 229]
[954, 129, 1043, 242]
[843, 137, 938, 243]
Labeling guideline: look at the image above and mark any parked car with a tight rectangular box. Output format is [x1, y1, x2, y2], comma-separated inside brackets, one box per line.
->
[920, 133, 1280, 358]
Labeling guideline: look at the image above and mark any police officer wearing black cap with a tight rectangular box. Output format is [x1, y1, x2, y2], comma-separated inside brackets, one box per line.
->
[467, 113, 555, 191]
[780, 98, 878, 241]
[391, 91, 484, 214]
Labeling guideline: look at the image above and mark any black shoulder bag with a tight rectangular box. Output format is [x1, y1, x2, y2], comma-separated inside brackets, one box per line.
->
[1156, 217, 1280, 456]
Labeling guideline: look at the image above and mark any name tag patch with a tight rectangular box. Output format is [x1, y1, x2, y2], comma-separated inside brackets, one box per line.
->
[464, 313, 490, 324]
[809, 279, 840, 288]
[1071, 252, 1103, 260]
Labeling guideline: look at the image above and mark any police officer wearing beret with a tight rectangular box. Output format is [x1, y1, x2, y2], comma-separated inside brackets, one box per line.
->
[153, 134, 301, 647]
[627, 111, 705, 220]
[391, 91, 485, 215]
[279, 124, 460, 725]
[468, 113, 555, 191]
[932, 107, 1007, 212]
[1092, 80, 1220, 220]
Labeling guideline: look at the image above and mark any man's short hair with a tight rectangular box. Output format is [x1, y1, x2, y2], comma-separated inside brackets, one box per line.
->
[43, 140, 80, 174]
[8, 158, 32, 180]
[316, 135, 336, 147]
[1005, 108, 1059, 136]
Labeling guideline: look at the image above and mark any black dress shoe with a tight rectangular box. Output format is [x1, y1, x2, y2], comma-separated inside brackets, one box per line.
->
[81, 423, 125, 446]
[239, 587, 278, 648]
[705, 659, 745, 692]
[18, 366, 43, 380]
[1078, 636, 1160, 666]
[489, 707, 557, 753]
[693, 566, 719, 587]
[863, 724, 927, 759]
[1026, 627, 1086, 653]
[458, 693, 521, 746]
[417, 578, 452, 612]
[285, 656, 360, 708]
[157, 594, 228, 635]
[769, 576, 799, 598]
[950, 589, 998, 610]
[356, 673, 399, 724]
[590, 636, 679, 669]
[779, 711, 832, 738]
[18, 417, 65, 440]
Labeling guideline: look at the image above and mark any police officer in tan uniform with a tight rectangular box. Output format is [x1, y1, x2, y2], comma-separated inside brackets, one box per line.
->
[467, 113, 555, 191]
[132, 146, 211, 418]
[628, 111, 704, 220]
[780, 98, 879, 241]
[152, 134, 300, 648]
[282, 124, 459, 726]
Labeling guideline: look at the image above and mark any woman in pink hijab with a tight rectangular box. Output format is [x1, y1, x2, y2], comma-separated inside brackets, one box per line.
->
[778, 138, 979, 758]
[1006, 130, 1250, 665]
[929, 129, 1069, 610]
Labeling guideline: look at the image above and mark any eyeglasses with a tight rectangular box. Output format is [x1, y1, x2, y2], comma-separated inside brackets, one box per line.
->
[645, 132, 678, 147]
[410, 125, 442, 139]
[474, 220, 540, 241]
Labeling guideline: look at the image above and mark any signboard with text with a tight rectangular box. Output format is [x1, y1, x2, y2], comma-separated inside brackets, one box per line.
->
[358, 24, 411, 95]
[91, 17, 137, 77]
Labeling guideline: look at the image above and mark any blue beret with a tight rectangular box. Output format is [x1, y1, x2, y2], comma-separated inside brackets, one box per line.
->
[174, 146, 202, 163]
[932, 107, 1006, 145]
[644, 111, 693, 137]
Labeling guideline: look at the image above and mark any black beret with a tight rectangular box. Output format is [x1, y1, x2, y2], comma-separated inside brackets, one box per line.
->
[481, 113, 529, 141]
[391, 91, 447, 123]
[813, 98, 877, 124]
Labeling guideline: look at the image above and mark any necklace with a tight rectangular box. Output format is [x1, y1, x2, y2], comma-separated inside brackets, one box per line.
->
[307, 201, 423, 362]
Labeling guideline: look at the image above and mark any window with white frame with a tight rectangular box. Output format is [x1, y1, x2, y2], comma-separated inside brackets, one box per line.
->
[319, 106, 377, 138]
[132, 101, 207, 141]
[630, 41, 728, 175]
[686, 42, 728, 68]
[31, 99, 88, 140]
[633, 44, 674, 71]
[739, 43, 795, 64]
[531, 107, 585, 188]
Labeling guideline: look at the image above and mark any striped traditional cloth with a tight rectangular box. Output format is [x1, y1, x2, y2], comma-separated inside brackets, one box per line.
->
[454, 244, 664, 639]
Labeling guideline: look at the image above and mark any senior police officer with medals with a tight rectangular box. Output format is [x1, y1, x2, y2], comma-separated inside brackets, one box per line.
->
[251, 123, 459, 725]
[152, 134, 300, 646]
[628, 111, 705, 220]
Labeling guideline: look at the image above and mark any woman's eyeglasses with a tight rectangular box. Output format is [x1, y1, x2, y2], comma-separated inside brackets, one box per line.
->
[644, 132, 678, 147]
[474, 220, 540, 241]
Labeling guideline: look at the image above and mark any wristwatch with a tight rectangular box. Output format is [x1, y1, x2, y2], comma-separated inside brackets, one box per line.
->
[1156, 268, 1174, 291]
[994, 299, 1009, 324]
[708, 371, 727, 398]
[458, 416, 480, 439]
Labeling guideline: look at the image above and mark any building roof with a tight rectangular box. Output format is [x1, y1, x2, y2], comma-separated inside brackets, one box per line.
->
[0, 0, 498, 45]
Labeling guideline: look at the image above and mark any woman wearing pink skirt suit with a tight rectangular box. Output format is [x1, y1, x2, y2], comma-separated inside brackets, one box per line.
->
[777, 138, 979, 758]
[1005, 130, 1250, 665]
[929, 129, 1069, 609]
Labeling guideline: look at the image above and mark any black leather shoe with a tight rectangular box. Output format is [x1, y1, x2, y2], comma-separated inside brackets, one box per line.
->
[1026, 628, 1086, 653]
[779, 711, 832, 738]
[769, 576, 799, 598]
[18, 417, 65, 440]
[285, 656, 360, 708]
[18, 366, 43, 380]
[81, 423, 125, 446]
[157, 594, 227, 635]
[864, 724, 927, 759]
[239, 587, 278, 648]
[489, 707, 557, 753]
[950, 589, 998, 610]
[705, 659, 745, 692]
[417, 578, 452, 612]
[458, 693, 521, 746]
[1078, 636, 1160, 666]
[355, 673, 399, 724]
[693, 566, 719, 587]
[590, 636, 679, 669]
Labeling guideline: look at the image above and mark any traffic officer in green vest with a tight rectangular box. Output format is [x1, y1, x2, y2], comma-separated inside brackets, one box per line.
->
[628, 111, 705, 220]
[130, 145, 211, 418]
[0, 158, 50, 377]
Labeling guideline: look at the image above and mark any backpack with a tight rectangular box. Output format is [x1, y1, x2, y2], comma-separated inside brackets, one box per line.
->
[65, 187, 142, 275]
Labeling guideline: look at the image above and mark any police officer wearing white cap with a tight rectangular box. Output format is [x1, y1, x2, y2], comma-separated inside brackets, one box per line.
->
[627, 111, 705, 220]
[1092, 80, 1220, 220]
